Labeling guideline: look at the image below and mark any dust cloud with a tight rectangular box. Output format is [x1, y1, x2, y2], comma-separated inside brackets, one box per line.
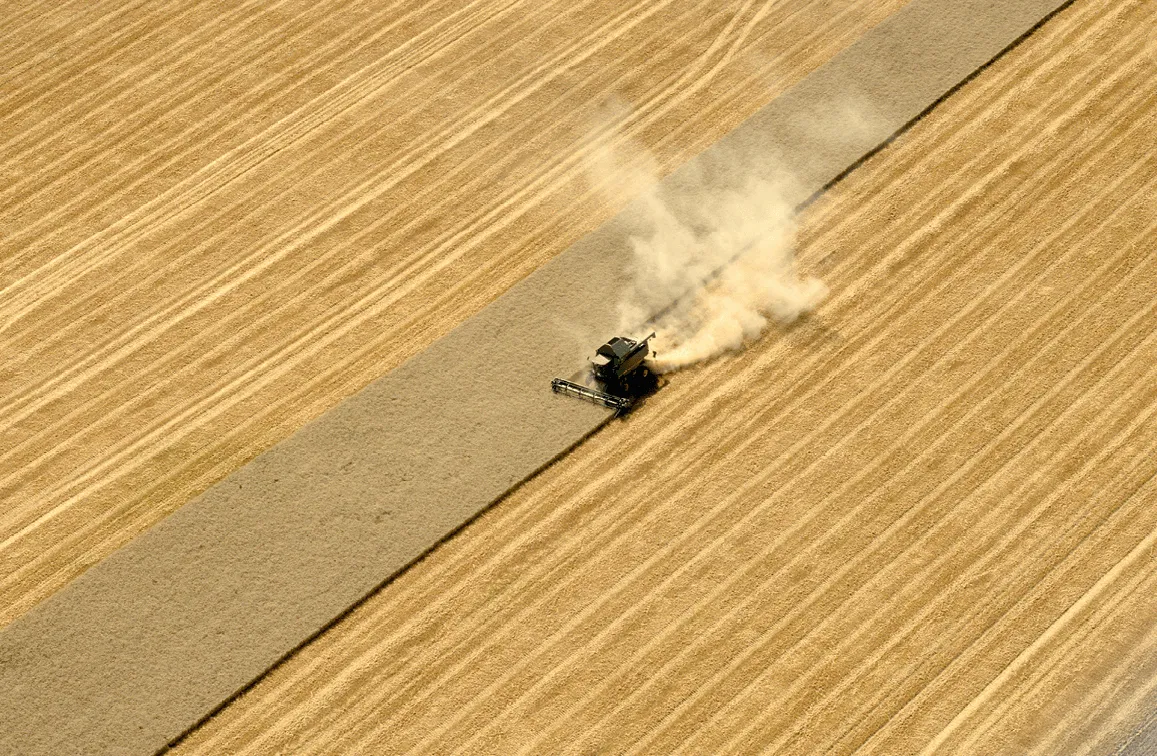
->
[590, 136, 828, 375]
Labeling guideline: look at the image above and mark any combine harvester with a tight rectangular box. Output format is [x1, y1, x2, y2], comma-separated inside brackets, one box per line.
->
[552, 333, 658, 413]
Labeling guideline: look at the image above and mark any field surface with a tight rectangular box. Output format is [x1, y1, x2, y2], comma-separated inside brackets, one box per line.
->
[4, 0, 1157, 753]
[171, 0, 1157, 752]
[0, 0, 903, 628]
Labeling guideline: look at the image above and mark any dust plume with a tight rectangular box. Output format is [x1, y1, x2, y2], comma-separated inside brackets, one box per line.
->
[594, 138, 828, 374]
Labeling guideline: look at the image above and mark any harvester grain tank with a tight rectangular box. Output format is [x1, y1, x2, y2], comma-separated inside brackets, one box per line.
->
[551, 332, 657, 413]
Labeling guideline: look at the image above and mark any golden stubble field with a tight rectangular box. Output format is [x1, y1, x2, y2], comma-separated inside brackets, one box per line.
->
[173, 0, 1157, 752]
[3, 0, 1157, 752]
[0, 0, 904, 627]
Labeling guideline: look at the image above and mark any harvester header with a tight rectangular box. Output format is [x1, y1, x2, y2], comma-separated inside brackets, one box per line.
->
[551, 333, 657, 413]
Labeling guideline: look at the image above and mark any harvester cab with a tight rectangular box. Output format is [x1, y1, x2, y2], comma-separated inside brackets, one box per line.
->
[552, 332, 658, 413]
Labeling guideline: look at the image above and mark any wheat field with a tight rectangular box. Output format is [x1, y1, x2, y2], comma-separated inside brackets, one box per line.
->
[3, 0, 1156, 752]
